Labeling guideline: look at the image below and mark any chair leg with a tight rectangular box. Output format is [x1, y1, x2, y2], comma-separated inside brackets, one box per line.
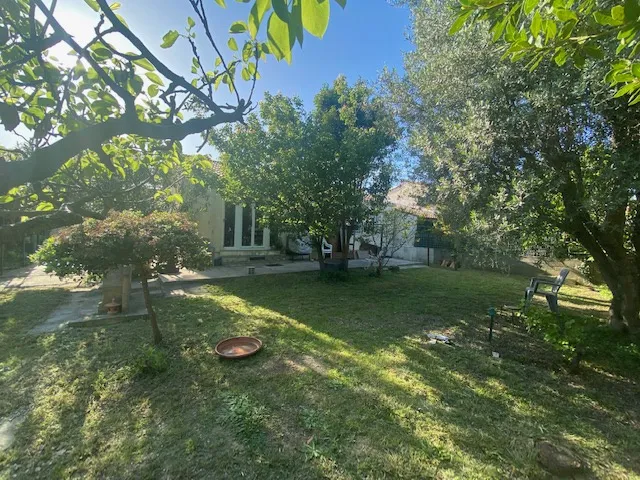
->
[546, 295, 558, 313]
[523, 290, 533, 313]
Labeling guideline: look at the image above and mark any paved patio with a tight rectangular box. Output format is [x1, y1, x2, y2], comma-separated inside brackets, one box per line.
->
[158, 257, 424, 286]
[0, 265, 82, 292]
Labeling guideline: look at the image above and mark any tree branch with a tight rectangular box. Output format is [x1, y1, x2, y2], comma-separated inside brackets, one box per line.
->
[0, 110, 244, 195]
[94, 0, 223, 114]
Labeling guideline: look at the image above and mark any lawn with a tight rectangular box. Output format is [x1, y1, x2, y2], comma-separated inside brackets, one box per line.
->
[1, 267, 639, 479]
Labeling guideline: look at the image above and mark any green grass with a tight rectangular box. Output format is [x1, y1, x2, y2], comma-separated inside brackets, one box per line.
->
[1, 268, 639, 479]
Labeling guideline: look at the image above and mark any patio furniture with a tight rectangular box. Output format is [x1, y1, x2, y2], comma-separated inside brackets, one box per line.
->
[286, 237, 312, 261]
[321, 238, 333, 259]
[524, 268, 570, 313]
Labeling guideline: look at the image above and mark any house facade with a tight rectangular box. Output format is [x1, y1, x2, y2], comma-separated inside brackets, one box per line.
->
[192, 171, 446, 264]
[383, 181, 449, 265]
[193, 188, 277, 261]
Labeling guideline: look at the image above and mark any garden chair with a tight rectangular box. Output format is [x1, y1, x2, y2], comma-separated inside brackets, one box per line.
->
[524, 268, 570, 313]
[321, 238, 333, 259]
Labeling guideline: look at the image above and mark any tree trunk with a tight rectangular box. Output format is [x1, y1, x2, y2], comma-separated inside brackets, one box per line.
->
[340, 223, 351, 270]
[591, 256, 640, 332]
[314, 237, 326, 271]
[140, 269, 162, 344]
[619, 269, 640, 333]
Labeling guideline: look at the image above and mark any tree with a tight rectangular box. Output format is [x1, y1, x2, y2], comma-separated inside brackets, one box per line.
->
[360, 207, 414, 276]
[0, 142, 214, 243]
[448, 0, 640, 103]
[213, 77, 399, 269]
[385, 0, 640, 331]
[33, 210, 211, 344]
[0, 0, 345, 236]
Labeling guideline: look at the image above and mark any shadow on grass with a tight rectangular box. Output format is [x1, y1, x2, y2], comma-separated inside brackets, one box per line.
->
[1, 269, 639, 478]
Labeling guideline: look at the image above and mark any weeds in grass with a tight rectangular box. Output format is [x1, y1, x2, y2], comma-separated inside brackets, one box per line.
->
[220, 392, 267, 439]
[133, 345, 169, 376]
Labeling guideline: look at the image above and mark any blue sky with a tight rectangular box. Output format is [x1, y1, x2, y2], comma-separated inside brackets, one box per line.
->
[1, 0, 412, 154]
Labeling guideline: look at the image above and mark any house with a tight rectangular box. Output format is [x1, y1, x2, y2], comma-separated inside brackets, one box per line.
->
[381, 181, 449, 265]
[192, 164, 445, 264]
[191, 162, 278, 262]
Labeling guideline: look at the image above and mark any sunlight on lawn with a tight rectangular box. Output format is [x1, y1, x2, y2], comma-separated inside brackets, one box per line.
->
[1, 269, 638, 479]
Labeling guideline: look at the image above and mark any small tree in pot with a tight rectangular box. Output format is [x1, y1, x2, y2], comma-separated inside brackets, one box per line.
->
[33, 211, 210, 344]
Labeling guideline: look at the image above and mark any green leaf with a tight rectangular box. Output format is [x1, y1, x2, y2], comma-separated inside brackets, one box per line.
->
[553, 47, 568, 66]
[148, 84, 159, 97]
[249, 0, 272, 38]
[524, 0, 538, 15]
[188, 16, 196, 28]
[449, 10, 473, 35]
[133, 58, 155, 71]
[629, 91, 640, 105]
[301, 0, 330, 38]
[624, 0, 640, 21]
[110, 2, 121, 10]
[632, 63, 640, 76]
[0, 102, 20, 131]
[128, 75, 144, 95]
[267, 11, 293, 62]
[583, 44, 605, 59]
[166, 193, 184, 204]
[36, 202, 55, 212]
[0, 195, 14, 204]
[243, 41, 254, 61]
[241, 67, 251, 81]
[612, 5, 625, 21]
[145, 72, 165, 86]
[613, 82, 637, 97]
[291, 0, 305, 45]
[230, 21, 248, 33]
[214, 0, 226, 6]
[593, 11, 617, 25]
[545, 19, 557, 40]
[228, 37, 239, 51]
[272, 0, 290, 21]
[531, 11, 542, 37]
[83, 0, 99, 12]
[161, 30, 180, 48]
[555, 8, 578, 22]
[334, 0, 346, 7]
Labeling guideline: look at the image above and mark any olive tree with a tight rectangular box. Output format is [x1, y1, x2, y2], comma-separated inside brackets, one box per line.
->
[386, 0, 640, 331]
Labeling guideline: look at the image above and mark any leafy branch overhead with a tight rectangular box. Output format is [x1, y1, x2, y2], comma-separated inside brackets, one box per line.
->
[0, 0, 344, 237]
[449, 0, 640, 104]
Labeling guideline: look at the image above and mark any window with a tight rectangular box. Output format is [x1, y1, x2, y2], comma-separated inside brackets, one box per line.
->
[224, 202, 236, 247]
[414, 219, 433, 248]
[254, 210, 264, 246]
[222, 203, 269, 248]
[241, 206, 252, 246]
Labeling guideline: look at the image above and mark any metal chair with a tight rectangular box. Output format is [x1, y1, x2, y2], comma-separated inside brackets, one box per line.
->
[524, 268, 570, 313]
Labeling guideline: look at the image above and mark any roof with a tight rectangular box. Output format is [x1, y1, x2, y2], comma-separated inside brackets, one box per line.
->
[387, 181, 437, 218]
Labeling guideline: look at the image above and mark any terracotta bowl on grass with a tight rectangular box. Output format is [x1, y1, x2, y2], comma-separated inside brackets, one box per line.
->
[215, 336, 263, 359]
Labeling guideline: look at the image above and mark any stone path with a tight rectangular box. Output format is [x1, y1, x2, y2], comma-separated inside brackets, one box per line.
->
[30, 280, 161, 334]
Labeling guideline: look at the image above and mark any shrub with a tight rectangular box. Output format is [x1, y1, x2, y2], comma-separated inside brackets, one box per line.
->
[33, 211, 211, 344]
[134, 345, 169, 375]
[524, 308, 640, 372]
